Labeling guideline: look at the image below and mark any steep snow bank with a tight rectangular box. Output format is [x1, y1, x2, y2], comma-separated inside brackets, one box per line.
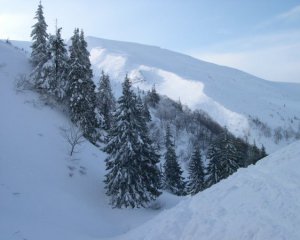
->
[115, 140, 300, 240]
[0, 41, 180, 240]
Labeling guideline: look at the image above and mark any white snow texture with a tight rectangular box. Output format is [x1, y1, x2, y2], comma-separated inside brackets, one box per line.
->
[1, 39, 300, 240]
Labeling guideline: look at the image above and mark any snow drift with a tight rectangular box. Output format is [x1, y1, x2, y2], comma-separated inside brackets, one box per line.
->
[115, 140, 300, 240]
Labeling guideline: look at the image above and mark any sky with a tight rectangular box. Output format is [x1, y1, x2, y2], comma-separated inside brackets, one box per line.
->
[0, 0, 300, 83]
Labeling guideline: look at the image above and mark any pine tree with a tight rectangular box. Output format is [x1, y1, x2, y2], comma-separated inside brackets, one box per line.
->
[234, 137, 248, 167]
[96, 71, 116, 130]
[187, 146, 205, 195]
[47, 27, 69, 101]
[147, 85, 160, 107]
[163, 125, 186, 195]
[143, 100, 152, 123]
[260, 144, 267, 159]
[206, 129, 240, 187]
[104, 76, 161, 208]
[136, 95, 151, 123]
[30, 1, 50, 89]
[247, 141, 261, 165]
[68, 29, 99, 142]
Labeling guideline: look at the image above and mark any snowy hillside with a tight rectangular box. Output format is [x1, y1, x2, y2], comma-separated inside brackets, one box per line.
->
[1, 37, 300, 240]
[86, 36, 300, 151]
[10, 37, 300, 152]
[0, 41, 180, 240]
[114, 140, 300, 240]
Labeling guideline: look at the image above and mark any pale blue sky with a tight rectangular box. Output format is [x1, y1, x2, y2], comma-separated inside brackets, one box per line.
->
[1, 0, 300, 82]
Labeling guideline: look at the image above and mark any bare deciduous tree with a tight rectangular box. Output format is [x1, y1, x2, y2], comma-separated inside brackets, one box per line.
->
[60, 124, 85, 156]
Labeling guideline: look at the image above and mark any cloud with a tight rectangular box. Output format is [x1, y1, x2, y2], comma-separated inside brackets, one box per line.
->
[278, 4, 300, 21]
[256, 4, 300, 30]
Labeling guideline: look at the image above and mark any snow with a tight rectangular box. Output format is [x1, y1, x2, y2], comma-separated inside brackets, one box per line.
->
[113, 140, 300, 240]
[0, 41, 181, 240]
[85, 36, 300, 152]
[11, 37, 300, 152]
[2, 37, 300, 240]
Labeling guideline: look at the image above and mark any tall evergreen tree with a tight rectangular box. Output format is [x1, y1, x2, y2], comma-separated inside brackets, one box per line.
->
[96, 71, 116, 130]
[163, 125, 186, 195]
[47, 27, 69, 101]
[147, 85, 160, 107]
[247, 141, 261, 165]
[260, 144, 268, 159]
[187, 146, 205, 195]
[206, 129, 240, 187]
[68, 29, 99, 142]
[104, 76, 161, 208]
[30, 1, 50, 89]
[136, 95, 151, 123]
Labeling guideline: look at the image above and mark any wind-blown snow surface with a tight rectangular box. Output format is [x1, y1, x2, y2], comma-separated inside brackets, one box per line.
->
[0, 41, 180, 240]
[113, 140, 300, 240]
[87, 36, 300, 150]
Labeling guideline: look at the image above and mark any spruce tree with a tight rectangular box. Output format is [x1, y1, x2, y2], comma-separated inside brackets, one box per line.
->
[260, 144, 267, 159]
[247, 141, 261, 165]
[136, 95, 151, 123]
[143, 100, 152, 123]
[187, 146, 205, 195]
[30, 1, 50, 89]
[104, 76, 161, 208]
[68, 29, 99, 142]
[163, 125, 186, 195]
[147, 85, 160, 107]
[206, 129, 240, 187]
[96, 71, 116, 130]
[47, 27, 69, 101]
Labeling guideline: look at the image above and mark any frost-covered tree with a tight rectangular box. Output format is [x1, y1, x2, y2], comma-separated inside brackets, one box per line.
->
[187, 146, 205, 195]
[143, 100, 151, 123]
[68, 29, 99, 142]
[136, 95, 151, 123]
[163, 125, 186, 195]
[96, 71, 116, 130]
[30, 1, 50, 89]
[46, 27, 69, 101]
[147, 85, 160, 107]
[104, 75, 161, 208]
[206, 129, 240, 187]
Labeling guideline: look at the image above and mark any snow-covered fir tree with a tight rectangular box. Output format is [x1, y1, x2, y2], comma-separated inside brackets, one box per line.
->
[96, 71, 116, 131]
[68, 28, 99, 143]
[136, 95, 151, 123]
[187, 146, 205, 195]
[147, 85, 160, 107]
[46, 27, 69, 101]
[30, 1, 50, 89]
[104, 75, 161, 208]
[163, 125, 186, 195]
[260, 144, 267, 159]
[142, 99, 151, 123]
[206, 129, 240, 187]
[247, 141, 261, 165]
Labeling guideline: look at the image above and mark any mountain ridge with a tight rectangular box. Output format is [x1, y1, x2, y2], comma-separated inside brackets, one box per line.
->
[8, 37, 300, 151]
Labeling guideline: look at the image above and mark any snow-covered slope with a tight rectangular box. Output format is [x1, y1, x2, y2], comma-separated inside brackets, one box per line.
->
[114, 140, 300, 240]
[0, 41, 180, 240]
[1, 39, 300, 240]
[86, 36, 300, 151]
